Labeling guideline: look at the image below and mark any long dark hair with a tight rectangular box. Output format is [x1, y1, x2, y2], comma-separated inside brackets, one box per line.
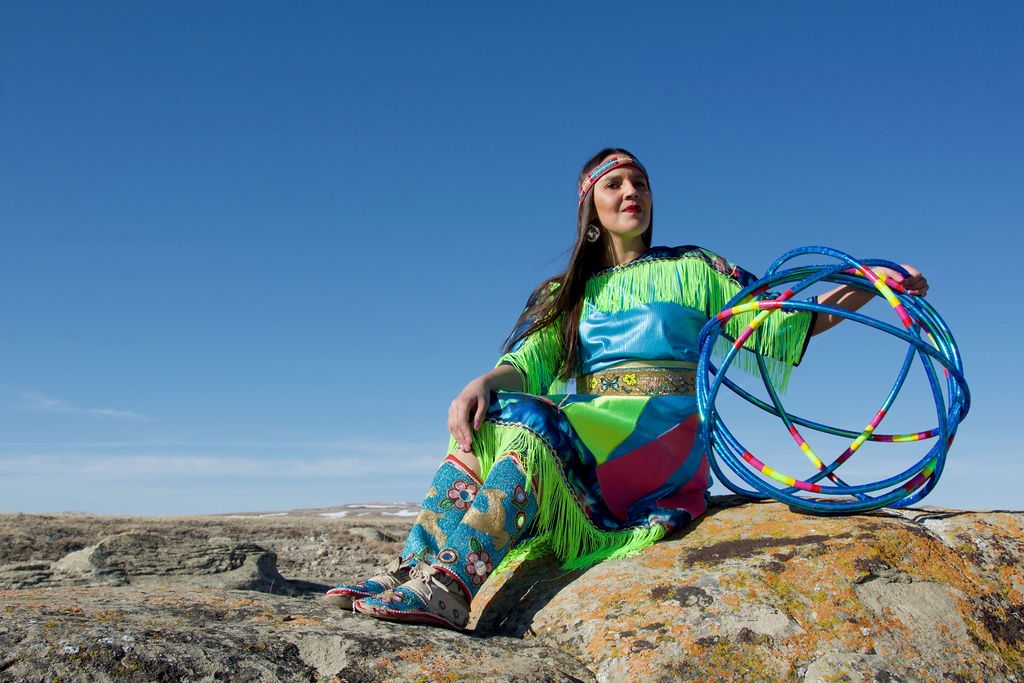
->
[502, 147, 654, 381]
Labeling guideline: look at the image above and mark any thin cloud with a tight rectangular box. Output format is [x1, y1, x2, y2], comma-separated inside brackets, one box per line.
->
[19, 391, 154, 421]
[0, 438, 442, 453]
[0, 452, 438, 479]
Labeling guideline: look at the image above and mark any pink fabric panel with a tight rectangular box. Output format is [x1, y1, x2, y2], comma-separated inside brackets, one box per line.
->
[596, 413, 700, 521]
[655, 453, 710, 518]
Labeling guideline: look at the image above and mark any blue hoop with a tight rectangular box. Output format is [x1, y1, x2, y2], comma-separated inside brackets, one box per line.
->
[696, 246, 970, 513]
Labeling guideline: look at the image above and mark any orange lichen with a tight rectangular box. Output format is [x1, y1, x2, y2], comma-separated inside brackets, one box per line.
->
[226, 597, 256, 609]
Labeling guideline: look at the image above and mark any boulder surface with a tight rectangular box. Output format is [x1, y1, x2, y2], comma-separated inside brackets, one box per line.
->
[1, 499, 1022, 682]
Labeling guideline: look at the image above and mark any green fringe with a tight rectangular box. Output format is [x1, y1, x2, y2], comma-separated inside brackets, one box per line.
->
[584, 256, 812, 391]
[454, 420, 668, 574]
[491, 534, 552, 573]
[496, 316, 566, 395]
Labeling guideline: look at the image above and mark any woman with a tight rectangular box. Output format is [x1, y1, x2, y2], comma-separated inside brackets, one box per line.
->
[324, 148, 929, 630]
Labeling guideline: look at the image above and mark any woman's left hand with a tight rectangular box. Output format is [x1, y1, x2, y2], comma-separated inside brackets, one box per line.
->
[812, 263, 930, 336]
[877, 264, 929, 297]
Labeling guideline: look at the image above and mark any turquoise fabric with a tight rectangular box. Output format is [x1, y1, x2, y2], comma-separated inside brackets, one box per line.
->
[579, 301, 708, 373]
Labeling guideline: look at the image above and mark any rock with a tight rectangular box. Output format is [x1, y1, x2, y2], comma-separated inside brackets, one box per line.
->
[0, 586, 594, 682]
[51, 546, 96, 574]
[3, 530, 294, 594]
[347, 525, 400, 544]
[803, 652, 894, 683]
[0, 561, 54, 589]
[1, 502, 1022, 681]
[472, 502, 1024, 682]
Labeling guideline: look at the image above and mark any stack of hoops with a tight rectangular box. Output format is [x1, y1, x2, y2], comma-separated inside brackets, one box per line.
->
[696, 246, 970, 514]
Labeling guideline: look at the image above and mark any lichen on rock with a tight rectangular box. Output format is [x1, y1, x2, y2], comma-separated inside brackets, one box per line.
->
[1, 500, 1022, 682]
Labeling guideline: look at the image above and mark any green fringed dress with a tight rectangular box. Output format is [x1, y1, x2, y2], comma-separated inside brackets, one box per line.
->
[460, 245, 814, 571]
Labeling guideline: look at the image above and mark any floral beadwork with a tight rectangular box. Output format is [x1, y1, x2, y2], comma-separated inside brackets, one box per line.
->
[580, 366, 696, 396]
[441, 479, 478, 510]
[465, 537, 493, 586]
[466, 553, 492, 584]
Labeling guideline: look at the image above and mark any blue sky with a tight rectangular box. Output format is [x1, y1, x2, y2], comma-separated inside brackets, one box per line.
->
[2, 2, 1020, 514]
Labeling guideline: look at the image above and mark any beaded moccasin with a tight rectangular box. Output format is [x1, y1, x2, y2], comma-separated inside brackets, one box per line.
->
[352, 564, 470, 631]
[323, 556, 412, 609]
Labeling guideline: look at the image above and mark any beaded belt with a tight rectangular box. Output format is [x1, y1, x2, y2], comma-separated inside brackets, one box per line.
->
[578, 361, 697, 397]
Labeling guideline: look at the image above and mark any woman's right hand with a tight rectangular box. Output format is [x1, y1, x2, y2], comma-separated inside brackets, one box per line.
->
[448, 375, 491, 453]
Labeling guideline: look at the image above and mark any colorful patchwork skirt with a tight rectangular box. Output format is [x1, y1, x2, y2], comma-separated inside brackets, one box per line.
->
[462, 387, 709, 571]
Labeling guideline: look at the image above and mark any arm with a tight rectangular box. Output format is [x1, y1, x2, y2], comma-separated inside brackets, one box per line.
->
[447, 299, 565, 453]
[448, 364, 523, 453]
[810, 264, 929, 336]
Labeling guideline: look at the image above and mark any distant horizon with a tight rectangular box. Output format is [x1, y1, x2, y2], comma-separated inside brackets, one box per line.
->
[0, 500, 421, 518]
[3, 497, 1017, 519]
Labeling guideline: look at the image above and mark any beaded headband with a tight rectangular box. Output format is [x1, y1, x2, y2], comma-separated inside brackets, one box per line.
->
[577, 155, 650, 205]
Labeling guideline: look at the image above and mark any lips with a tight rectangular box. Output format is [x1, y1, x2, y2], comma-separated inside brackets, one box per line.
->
[623, 206, 641, 213]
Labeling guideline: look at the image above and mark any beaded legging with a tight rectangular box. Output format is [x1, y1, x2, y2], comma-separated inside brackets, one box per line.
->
[402, 451, 538, 600]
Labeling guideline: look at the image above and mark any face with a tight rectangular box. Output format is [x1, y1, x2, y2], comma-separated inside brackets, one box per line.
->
[590, 155, 652, 240]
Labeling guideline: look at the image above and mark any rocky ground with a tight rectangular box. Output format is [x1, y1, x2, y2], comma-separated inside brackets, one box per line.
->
[0, 503, 418, 596]
[1, 499, 1022, 682]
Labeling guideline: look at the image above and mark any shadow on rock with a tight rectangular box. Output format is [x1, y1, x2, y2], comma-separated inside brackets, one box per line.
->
[473, 554, 586, 636]
[472, 506, 717, 635]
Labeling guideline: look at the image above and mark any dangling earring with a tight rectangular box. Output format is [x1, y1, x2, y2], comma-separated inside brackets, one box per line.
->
[585, 225, 600, 243]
